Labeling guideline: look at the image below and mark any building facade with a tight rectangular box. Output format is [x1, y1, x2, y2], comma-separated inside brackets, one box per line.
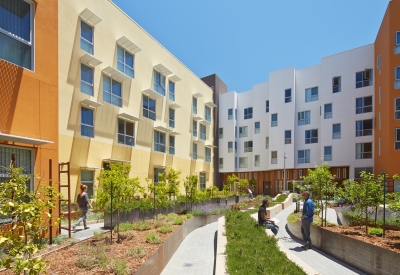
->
[58, 0, 215, 199]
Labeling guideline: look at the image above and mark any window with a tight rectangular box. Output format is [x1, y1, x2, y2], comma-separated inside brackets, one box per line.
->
[354, 167, 373, 179]
[255, 155, 260, 167]
[305, 87, 318, 102]
[271, 113, 278, 127]
[193, 120, 198, 137]
[356, 96, 373, 114]
[298, 111, 310, 126]
[239, 157, 248, 168]
[218, 128, 223, 139]
[244, 107, 253, 119]
[244, 141, 253, 153]
[169, 136, 175, 155]
[193, 143, 198, 160]
[396, 128, 400, 150]
[396, 98, 400, 119]
[285, 130, 291, 144]
[333, 124, 341, 139]
[200, 124, 206, 140]
[239, 126, 248, 138]
[81, 170, 94, 200]
[284, 89, 292, 103]
[343, 168, 347, 179]
[235, 126, 237, 138]
[324, 103, 332, 119]
[81, 107, 94, 138]
[80, 20, 93, 54]
[153, 70, 166, 95]
[81, 63, 93, 96]
[271, 151, 277, 164]
[333, 77, 341, 93]
[0, 0, 34, 70]
[324, 146, 332, 161]
[235, 109, 237, 120]
[298, 150, 310, 164]
[299, 170, 303, 178]
[235, 157, 237, 169]
[169, 81, 175, 101]
[377, 56, 381, 69]
[266, 137, 269, 149]
[154, 131, 166, 153]
[192, 97, 198, 114]
[305, 129, 318, 144]
[228, 108, 233, 120]
[143, 95, 156, 120]
[118, 119, 134, 146]
[235, 142, 237, 153]
[396, 67, 400, 89]
[154, 168, 165, 183]
[103, 75, 122, 107]
[293, 170, 297, 179]
[205, 147, 211, 162]
[199, 172, 206, 190]
[396, 31, 400, 54]
[356, 119, 373, 137]
[356, 143, 372, 159]
[117, 45, 134, 78]
[219, 157, 223, 168]
[169, 108, 175, 128]
[356, 69, 373, 88]
[228, 141, 233, 153]
[266, 101, 270, 113]
[255, 122, 260, 134]
[336, 168, 341, 179]
[205, 106, 211, 122]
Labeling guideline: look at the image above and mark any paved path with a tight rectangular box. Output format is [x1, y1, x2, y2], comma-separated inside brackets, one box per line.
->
[61, 222, 109, 241]
[274, 204, 366, 275]
[161, 222, 217, 275]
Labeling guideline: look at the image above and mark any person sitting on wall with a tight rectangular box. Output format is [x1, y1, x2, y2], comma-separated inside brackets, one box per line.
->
[258, 199, 279, 235]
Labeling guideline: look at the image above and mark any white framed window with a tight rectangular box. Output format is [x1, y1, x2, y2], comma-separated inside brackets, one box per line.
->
[239, 126, 248, 138]
[205, 147, 211, 162]
[356, 69, 373, 88]
[80, 20, 93, 54]
[333, 124, 341, 139]
[218, 127, 223, 139]
[356, 143, 372, 159]
[81, 170, 94, 199]
[103, 74, 122, 107]
[286, 170, 289, 179]
[228, 141, 233, 153]
[299, 170, 303, 178]
[0, 0, 34, 70]
[324, 146, 332, 161]
[169, 108, 175, 128]
[356, 96, 373, 114]
[395, 66, 400, 89]
[193, 143, 198, 160]
[199, 172, 206, 190]
[377, 55, 381, 69]
[193, 120, 198, 137]
[219, 158, 223, 168]
[254, 155, 260, 167]
[118, 119, 134, 146]
[169, 81, 175, 101]
[255, 122, 260, 134]
[324, 103, 332, 119]
[205, 106, 212, 122]
[266, 100, 269, 113]
[305, 129, 318, 144]
[293, 170, 297, 179]
[356, 119, 373, 137]
[143, 95, 156, 120]
[244, 107, 253, 120]
[117, 45, 134, 78]
[153, 70, 166, 96]
[396, 98, 400, 119]
[193, 97, 197, 114]
[81, 63, 94, 96]
[266, 137, 269, 149]
[271, 151, 277, 164]
[81, 107, 94, 138]
[305, 87, 318, 102]
[239, 157, 248, 168]
[169, 136, 175, 155]
[298, 150, 310, 164]
[396, 128, 400, 150]
[154, 131, 166, 153]
[285, 130, 291, 144]
[285, 89, 292, 103]
[395, 31, 400, 54]
[333, 77, 341, 93]
[200, 124, 206, 140]
[244, 141, 253, 153]
[343, 168, 347, 179]
[354, 167, 373, 179]
[336, 168, 341, 179]
[271, 113, 278, 127]
[228, 108, 233, 120]
[277, 170, 280, 179]
[298, 111, 310, 125]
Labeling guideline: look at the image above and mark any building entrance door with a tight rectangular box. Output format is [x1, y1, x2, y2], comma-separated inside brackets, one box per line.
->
[263, 181, 271, 196]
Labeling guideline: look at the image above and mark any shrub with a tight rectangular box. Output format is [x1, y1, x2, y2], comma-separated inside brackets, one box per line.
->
[126, 246, 146, 258]
[119, 231, 136, 240]
[287, 213, 301, 225]
[132, 220, 152, 231]
[154, 220, 166, 228]
[110, 258, 130, 275]
[76, 255, 99, 270]
[76, 241, 109, 269]
[186, 213, 194, 219]
[146, 233, 163, 244]
[368, 227, 383, 235]
[114, 222, 133, 232]
[173, 217, 183, 225]
[165, 213, 179, 222]
[157, 224, 173, 234]
[52, 235, 69, 245]
[156, 214, 166, 220]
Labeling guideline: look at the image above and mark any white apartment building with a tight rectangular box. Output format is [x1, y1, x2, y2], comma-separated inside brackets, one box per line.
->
[218, 44, 375, 196]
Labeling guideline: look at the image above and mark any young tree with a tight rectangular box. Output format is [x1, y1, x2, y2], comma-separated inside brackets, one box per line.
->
[163, 168, 182, 198]
[388, 174, 400, 212]
[184, 174, 199, 211]
[96, 163, 142, 243]
[0, 166, 59, 275]
[226, 174, 239, 194]
[238, 179, 249, 195]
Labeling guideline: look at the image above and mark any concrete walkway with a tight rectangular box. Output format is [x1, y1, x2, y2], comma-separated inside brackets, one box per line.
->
[161, 222, 218, 275]
[61, 222, 109, 241]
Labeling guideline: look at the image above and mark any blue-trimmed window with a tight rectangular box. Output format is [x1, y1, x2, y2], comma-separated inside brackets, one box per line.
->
[356, 70, 373, 88]
[266, 101, 269, 113]
[324, 103, 332, 119]
[305, 129, 318, 144]
[103, 75, 122, 107]
[80, 20, 93, 54]
[81, 63, 93, 96]
[200, 124, 206, 140]
[333, 124, 341, 139]
[333, 77, 341, 93]
[285, 130, 291, 144]
[324, 146, 332, 161]
[154, 130, 166, 153]
[81, 107, 94, 138]
[117, 45, 134, 78]
[193, 97, 197, 114]
[205, 106, 211, 122]
[356, 96, 372, 114]
[193, 120, 198, 137]
[255, 122, 260, 133]
[118, 119, 134, 146]
[244, 107, 253, 119]
[169, 81, 175, 101]
[169, 136, 175, 155]
[193, 143, 197, 160]
[143, 95, 156, 120]
[169, 108, 175, 128]
[153, 70, 166, 95]
[271, 113, 278, 127]
[298, 150, 310, 164]
[298, 111, 310, 125]
[228, 108, 233, 120]
[305, 87, 318, 102]
[205, 148, 211, 162]
[285, 89, 292, 103]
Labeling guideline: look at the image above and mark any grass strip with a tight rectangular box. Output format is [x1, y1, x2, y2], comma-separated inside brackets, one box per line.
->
[225, 210, 306, 275]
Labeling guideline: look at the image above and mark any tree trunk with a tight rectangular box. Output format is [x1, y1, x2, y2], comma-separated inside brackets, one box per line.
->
[117, 209, 120, 243]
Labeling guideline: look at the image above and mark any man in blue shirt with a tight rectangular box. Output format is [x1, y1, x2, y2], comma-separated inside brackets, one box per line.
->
[301, 191, 314, 250]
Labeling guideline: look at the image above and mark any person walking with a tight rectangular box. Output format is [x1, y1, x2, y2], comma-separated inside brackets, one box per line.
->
[258, 199, 279, 235]
[72, 184, 92, 232]
[301, 191, 314, 250]
[248, 188, 254, 199]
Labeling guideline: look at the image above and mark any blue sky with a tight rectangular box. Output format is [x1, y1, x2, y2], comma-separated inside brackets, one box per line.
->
[113, 0, 389, 92]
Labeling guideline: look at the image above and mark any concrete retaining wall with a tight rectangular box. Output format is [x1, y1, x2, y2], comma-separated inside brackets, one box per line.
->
[267, 204, 283, 218]
[281, 193, 294, 209]
[287, 220, 399, 275]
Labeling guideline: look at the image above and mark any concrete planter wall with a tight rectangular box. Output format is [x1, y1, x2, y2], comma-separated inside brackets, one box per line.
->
[280, 193, 294, 209]
[266, 204, 283, 218]
[135, 214, 222, 275]
[287, 220, 399, 275]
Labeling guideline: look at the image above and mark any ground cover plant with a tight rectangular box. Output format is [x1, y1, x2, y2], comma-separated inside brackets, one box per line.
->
[225, 209, 306, 275]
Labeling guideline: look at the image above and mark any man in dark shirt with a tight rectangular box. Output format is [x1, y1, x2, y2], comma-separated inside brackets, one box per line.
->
[258, 199, 279, 235]
[301, 191, 315, 250]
